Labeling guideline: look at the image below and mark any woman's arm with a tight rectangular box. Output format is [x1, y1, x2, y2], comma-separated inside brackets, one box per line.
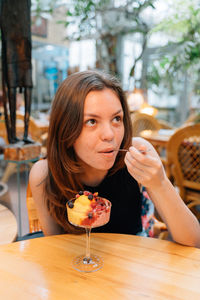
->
[125, 137, 200, 248]
[29, 159, 64, 236]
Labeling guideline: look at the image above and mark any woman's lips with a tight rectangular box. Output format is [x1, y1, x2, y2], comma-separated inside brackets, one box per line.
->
[98, 149, 116, 158]
[98, 148, 115, 153]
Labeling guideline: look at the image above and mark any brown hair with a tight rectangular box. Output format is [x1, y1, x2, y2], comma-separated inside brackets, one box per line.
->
[45, 70, 132, 232]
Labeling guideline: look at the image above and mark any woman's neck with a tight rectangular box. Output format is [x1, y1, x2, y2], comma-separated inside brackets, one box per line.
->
[79, 169, 108, 187]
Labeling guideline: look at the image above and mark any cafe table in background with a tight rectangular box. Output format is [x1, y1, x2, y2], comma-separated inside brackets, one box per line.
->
[140, 128, 176, 149]
[0, 203, 17, 245]
[0, 233, 200, 299]
[140, 128, 177, 178]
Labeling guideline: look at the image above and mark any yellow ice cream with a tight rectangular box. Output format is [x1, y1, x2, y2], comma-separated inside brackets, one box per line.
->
[67, 194, 95, 226]
[66, 192, 111, 228]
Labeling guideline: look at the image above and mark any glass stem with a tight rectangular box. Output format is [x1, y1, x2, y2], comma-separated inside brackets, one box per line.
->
[85, 227, 91, 261]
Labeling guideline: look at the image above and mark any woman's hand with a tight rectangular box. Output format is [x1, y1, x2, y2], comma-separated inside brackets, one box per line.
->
[124, 137, 167, 189]
[125, 137, 200, 248]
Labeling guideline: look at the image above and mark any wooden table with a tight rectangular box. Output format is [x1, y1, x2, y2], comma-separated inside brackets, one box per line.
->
[0, 204, 17, 245]
[0, 233, 200, 299]
[140, 129, 176, 148]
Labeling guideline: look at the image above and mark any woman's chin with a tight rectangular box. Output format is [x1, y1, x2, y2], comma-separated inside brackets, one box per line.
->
[95, 161, 115, 171]
[80, 157, 116, 173]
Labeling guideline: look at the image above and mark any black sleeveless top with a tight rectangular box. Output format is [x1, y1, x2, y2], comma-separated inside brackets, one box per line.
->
[84, 167, 142, 235]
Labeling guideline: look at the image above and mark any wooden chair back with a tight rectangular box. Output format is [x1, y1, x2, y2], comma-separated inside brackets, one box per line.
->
[26, 183, 42, 233]
[0, 120, 8, 143]
[167, 124, 200, 219]
[131, 112, 162, 137]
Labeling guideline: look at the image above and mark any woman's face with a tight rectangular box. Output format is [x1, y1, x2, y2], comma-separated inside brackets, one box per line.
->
[73, 88, 125, 174]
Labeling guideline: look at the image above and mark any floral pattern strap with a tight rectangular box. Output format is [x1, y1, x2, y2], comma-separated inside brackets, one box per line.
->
[138, 186, 155, 237]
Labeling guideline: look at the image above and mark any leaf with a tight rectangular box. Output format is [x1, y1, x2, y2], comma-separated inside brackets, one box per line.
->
[66, 10, 73, 17]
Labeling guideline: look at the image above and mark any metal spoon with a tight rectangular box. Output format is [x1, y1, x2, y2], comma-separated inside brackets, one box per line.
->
[114, 149, 150, 154]
[113, 149, 128, 152]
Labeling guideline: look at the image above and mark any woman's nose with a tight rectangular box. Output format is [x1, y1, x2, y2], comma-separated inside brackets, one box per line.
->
[100, 123, 114, 141]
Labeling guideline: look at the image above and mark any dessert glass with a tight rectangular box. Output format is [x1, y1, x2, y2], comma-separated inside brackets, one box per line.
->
[66, 197, 111, 272]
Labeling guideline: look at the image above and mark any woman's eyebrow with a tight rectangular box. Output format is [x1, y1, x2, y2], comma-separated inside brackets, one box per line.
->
[84, 109, 123, 118]
[112, 109, 123, 116]
[84, 113, 100, 118]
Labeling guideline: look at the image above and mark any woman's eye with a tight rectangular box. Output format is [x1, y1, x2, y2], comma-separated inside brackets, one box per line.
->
[113, 116, 122, 123]
[85, 119, 96, 126]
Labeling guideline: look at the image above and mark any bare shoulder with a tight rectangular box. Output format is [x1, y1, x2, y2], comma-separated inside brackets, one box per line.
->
[29, 159, 48, 188]
[29, 159, 63, 235]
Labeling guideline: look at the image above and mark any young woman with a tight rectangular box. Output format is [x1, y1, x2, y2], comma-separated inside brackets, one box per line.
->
[29, 70, 200, 247]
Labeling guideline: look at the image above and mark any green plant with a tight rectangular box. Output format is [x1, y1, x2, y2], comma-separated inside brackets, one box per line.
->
[31, 0, 156, 78]
[147, 0, 200, 94]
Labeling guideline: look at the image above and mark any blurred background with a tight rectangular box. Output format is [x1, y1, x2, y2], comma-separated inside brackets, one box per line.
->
[0, 0, 199, 127]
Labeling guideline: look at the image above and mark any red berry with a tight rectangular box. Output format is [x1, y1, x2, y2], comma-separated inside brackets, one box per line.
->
[84, 191, 90, 196]
[91, 202, 97, 209]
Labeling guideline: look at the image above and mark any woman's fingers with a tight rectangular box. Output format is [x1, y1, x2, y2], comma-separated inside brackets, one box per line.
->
[127, 146, 159, 168]
[131, 137, 160, 159]
[125, 153, 161, 179]
[125, 157, 153, 185]
[125, 154, 158, 175]
[125, 155, 145, 174]
[124, 141, 166, 187]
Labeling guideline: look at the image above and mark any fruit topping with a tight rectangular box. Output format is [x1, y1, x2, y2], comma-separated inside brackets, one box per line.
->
[88, 212, 93, 219]
[84, 191, 90, 196]
[88, 194, 93, 200]
[68, 201, 74, 208]
[66, 191, 111, 228]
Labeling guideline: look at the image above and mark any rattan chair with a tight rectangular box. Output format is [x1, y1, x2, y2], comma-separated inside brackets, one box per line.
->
[167, 124, 200, 220]
[157, 119, 174, 130]
[131, 112, 174, 135]
[131, 112, 162, 137]
[131, 112, 169, 169]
